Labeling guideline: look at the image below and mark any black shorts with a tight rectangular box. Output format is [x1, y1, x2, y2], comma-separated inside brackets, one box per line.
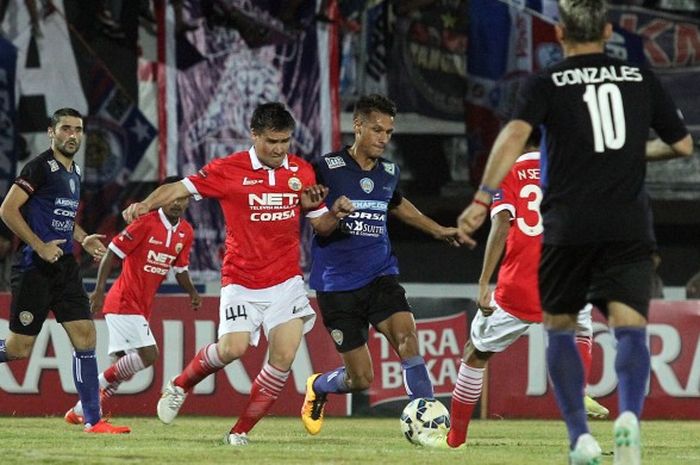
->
[9, 255, 91, 336]
[539, 241, 654, 318]
[316, 275, 412, 353]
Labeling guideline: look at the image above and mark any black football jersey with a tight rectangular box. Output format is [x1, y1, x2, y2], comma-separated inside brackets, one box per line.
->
[513, 53, 688, 245]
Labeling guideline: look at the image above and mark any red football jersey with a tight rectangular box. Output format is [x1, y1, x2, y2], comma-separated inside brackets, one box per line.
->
[103, 209, 194, 320]
[184, 148, 324, 289]
[491, 151, 543, 322]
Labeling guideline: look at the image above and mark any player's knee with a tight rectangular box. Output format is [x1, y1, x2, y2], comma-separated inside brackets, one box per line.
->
[395, 330, 420, 358]
[217, 341, 247, 364]
[268, 349, 296, 371]
[139, 347, 159, 366]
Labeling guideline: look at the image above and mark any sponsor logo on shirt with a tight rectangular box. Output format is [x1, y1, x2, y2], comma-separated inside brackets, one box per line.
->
[325, 156, 346, 169]
[47, 159, 60, 172]
[242, 177, 264, 186]
[143, 250, 176, 275]
[248, 192, 299, 222]
[197, 169, 208, 178]
[360, 177, 374, 194]
[351, 200, 388, 211]
[148, 236, 163, 245]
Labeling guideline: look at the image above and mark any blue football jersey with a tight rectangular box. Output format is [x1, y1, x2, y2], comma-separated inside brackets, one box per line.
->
[310, 148, 403, 291]
[14, 150, 82, 269]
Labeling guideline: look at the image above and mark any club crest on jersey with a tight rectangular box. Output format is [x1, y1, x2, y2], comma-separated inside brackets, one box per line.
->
[19, 311, 33, 326]
[382, 162, 395, 175]
[360, 177, 374, 193]
[48, 159, 59, 172]
[325, 156, 346, 169]
[288, 176, 302, 191]
[175, 243, 183, 253]
[330, 329, 344, 346]
[69, 179, 76, 193]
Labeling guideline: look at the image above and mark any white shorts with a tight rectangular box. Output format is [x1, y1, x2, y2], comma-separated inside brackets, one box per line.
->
[218, 275, 316, 346]
[104, 313, 157, 356]
[470, 297, 594, 353]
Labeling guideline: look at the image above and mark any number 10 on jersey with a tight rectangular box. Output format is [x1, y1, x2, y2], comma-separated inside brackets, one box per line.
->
[583, 83, 626, 153]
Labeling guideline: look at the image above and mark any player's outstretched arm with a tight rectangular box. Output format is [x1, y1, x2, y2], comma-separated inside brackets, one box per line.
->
[175, 270, 201, 310]
[123, 181, 191, 224]
[477, 210, 511, 316]
[391, 197, 473, 248]
[90, 249, 118, 314]
[458, 120, 532, 243]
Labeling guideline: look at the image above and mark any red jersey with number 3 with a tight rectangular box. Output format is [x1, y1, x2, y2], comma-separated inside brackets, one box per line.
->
[490, 151, 543, 322]
[103, 209, 194, 320]
[183, 148, 324, 289]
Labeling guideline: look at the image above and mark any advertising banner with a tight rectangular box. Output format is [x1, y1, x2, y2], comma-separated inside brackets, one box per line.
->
[0, 295, 347, 417]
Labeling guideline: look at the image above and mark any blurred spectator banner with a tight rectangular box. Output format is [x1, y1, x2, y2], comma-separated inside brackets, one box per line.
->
[0, 35, 16, 198]
[176, 1, 331, 281]
[466, 1, 700, 195]
[387, 0, 468, 121]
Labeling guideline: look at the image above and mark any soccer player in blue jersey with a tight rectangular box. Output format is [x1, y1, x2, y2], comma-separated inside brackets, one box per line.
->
[457, 1, 693, 464]
[300, 94, 469, 436]
[0, 108, 130, 434]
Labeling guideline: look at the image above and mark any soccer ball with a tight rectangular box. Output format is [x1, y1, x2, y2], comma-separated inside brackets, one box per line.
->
[399, 398, 450, 445]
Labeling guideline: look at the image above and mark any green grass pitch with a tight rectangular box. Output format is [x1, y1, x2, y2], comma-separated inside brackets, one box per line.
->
[0, 416, 698, 464]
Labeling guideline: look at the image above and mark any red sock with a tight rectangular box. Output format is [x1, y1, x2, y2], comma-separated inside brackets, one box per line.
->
[231, 362, 289, 434]
[175, 343, 225, 391]
[447, 362, 484, 448]
[576, 335, 592, 383]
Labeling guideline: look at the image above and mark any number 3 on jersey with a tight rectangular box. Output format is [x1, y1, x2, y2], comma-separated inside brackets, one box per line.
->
[517, 184, 543, 237]
[583, 83, 626, 153]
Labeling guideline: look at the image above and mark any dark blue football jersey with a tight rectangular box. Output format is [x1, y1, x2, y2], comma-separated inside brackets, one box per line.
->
[310, 148, 403, 291]
[13, 150, 82, 269]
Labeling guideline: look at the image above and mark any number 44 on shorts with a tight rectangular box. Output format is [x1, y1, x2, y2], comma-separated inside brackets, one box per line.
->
[225, 305, 248, 321]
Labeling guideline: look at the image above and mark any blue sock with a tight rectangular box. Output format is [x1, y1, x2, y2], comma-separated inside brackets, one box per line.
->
[0, 339, 7, 363]
[73, 350, 101, 426]
[546, 330, 588, 449]
[402, 355, 434, 399]
[312, 367, 350, 395]
[614, 327, 650, 418]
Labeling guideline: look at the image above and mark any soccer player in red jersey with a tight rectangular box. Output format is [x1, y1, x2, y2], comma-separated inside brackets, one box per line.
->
[64, 176, 200, 424]
[439, 132, 607, 450]
[122, 102, 353, 445]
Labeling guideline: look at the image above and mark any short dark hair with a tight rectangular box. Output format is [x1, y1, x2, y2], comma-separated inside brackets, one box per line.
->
[558, 0, 607, 43]
[250, 102, 296, 134]
[49, 108, 83, 129]
[353, 94, 397, 121]
[162, 175, 183, 185]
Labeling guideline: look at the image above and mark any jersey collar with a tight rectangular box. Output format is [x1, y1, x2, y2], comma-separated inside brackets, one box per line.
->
[249, 146, 289, 170]
[157, 208, 180, 231]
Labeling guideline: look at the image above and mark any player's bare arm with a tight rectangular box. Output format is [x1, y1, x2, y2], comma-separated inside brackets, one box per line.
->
[123, 181, 191, 224]
[309, 195, 354, 237]
[645, 134, 694, 161]
[477, 210, 511, 316]
[73, 224, 107, 261]
[90, 249, 118, 314]
[391, 197, 471, 248]
[0, 184, 65, 263]
[175, 270, 201, 310]
[457, 120, 532, 242]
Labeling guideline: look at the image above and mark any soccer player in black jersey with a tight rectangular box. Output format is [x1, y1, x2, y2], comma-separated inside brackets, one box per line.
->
[456, 1, 693, 464]
[0, 108, 130, 434]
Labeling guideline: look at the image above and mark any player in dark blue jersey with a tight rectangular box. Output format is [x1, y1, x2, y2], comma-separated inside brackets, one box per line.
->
[457, 2, 693, 464]
[300, 94, 469, 437]
[0, 108, 130, 434]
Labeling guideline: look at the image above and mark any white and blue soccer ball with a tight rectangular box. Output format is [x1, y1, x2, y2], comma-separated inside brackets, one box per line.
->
[399, 398, 451, 445]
